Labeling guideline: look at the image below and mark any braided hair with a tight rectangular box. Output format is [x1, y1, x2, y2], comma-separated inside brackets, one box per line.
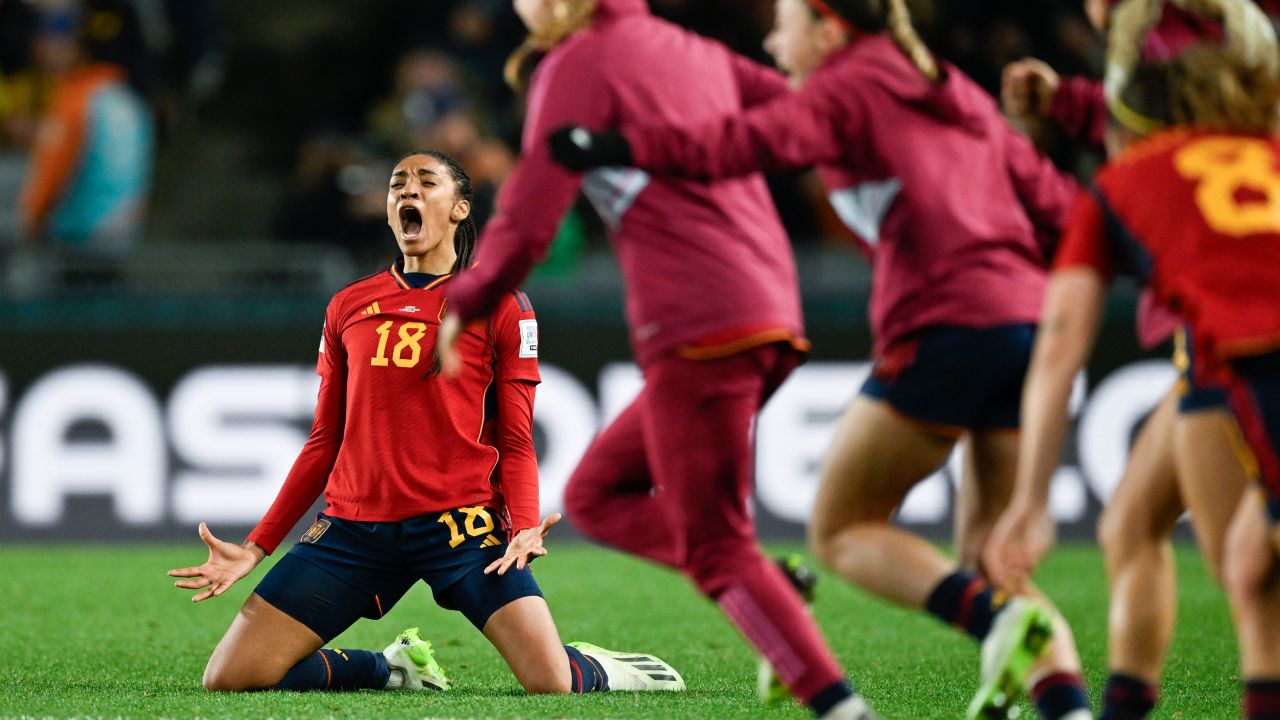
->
[403, 149, 478, 273]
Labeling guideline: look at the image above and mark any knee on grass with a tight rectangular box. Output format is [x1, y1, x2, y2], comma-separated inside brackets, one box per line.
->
[202, 665, 278, 692]
[516, 669, 573, 694]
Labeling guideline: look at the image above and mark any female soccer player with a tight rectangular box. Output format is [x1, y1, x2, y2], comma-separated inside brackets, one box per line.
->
[167, 150, 683, 697]
[984, 1, 1280, 718]
[437, 1, 877, 718]
[1000, 3, 1250, 716]
[549, 1, 1091, 718]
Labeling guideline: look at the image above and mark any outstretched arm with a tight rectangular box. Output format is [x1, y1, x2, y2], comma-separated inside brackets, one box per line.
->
[446, 51, 613, 324]
[551, 72, 853, 179]
[984, 268, 1106, 590]
[985, 190, 1113, 590]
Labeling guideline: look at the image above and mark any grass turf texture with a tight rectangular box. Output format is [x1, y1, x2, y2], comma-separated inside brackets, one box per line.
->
[0, 542, 1235, 719]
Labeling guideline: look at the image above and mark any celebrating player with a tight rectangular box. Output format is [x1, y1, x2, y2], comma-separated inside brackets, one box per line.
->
[547, 0, 1093, 717]
[435, 1, 877, 718]
[983, 2, 1280, 719]
[1000, 3, 1252, 718]
[166, 150, 683, 697]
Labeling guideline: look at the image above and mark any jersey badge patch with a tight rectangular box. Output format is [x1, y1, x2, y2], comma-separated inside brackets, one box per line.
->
[518, 319, 538, 358]
[300, 518, 331, 544]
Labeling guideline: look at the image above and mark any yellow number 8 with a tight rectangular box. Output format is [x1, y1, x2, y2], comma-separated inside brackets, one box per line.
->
[1174, 137, 1280, 237]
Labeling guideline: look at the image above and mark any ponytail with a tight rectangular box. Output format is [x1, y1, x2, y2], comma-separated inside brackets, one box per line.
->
[885, 0, 940, 82]
[505, 0, 598, 91]
[815, 0, 940, 83]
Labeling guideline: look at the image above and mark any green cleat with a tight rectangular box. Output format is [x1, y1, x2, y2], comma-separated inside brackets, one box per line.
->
[567, 641, 685, 691]
[383, 627, 450, 691]
[759, 555, 820, 707]
[966, 597, 1055, 719]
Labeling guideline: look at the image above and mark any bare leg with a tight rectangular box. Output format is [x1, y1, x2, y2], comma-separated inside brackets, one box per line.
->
[1175, 408, 1251, 582]
[1098, 390, 1182, 685]
[1227, 490, 1280, 677]
[482, 596, 572, 694]
[808, 395, 958, 607]
[966, 427, 1083, 678]
[203, 593, 325, 690]
[954, 432, 1017, 571]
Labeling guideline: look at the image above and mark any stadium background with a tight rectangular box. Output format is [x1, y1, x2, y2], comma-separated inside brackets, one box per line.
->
[0, 0, 1202, 544]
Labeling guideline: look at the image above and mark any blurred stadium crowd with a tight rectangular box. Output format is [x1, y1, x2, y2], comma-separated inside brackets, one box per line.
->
[0, 0, 1270, 296]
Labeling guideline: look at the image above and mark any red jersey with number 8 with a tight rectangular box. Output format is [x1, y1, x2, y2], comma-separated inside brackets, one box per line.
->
[1056, 129, 1280, 369]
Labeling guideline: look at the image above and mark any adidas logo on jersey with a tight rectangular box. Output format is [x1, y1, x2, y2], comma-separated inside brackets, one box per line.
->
[399, 305, 421, 313]
[480, 534, 502, 548]
[361, 302, 381, 316]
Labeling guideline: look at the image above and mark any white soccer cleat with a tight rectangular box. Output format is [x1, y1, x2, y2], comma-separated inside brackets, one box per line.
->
[966, 597, 1055, 719]
[567, 641, 685, 691]
[382, 627, 450, 691]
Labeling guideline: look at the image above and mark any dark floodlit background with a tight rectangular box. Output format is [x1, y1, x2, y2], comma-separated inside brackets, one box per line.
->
[1, 0, 1263, 543]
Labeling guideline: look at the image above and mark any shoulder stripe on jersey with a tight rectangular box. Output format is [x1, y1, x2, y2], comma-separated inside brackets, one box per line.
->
[519, 291, 532, 311]
[1090, 185, 1156, 284]
[424, 274, 453, 291]
[388, 262, 411, 290]
[512, 290, 528, 312]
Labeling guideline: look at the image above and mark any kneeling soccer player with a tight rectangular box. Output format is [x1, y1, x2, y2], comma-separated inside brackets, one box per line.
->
[167, 150, 683, 696]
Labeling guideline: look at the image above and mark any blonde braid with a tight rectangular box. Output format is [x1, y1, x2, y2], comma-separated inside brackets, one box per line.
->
[504, 0, 598, 90]
[885, 0, 939, 83]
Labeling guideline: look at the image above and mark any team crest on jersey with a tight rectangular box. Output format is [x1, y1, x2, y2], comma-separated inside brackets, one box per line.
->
[300, 518, 331, 544]
[518, 319, 538, 358]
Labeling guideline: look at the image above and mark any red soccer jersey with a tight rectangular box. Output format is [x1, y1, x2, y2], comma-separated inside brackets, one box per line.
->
[1056, 129, 1280, 374]
[247, 262, 542, 553]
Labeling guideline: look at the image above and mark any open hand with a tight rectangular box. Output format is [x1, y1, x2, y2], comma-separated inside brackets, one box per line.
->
[167, 523, 263, 602]
[485, 514, 562, 576]
[983, 500, 1056, 592]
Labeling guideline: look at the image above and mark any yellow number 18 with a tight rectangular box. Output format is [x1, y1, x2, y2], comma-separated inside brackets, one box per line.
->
[370, 320, 428, 368]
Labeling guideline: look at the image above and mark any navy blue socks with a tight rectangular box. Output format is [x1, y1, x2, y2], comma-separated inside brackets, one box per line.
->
[275, 648, 390, 691]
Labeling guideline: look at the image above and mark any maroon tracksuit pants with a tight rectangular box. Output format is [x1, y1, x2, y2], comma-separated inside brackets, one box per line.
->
[565, 342, 846, 704]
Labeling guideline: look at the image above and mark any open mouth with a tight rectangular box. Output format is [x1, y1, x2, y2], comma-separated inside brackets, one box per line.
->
[399, 206, 423, 238]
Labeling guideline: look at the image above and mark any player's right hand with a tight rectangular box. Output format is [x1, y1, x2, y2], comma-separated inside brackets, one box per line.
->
[1001, 58, 1060, 119]
[983, 500, 1056, 593]
[548, 126, 632, 171]
[167, 522, 263, 603]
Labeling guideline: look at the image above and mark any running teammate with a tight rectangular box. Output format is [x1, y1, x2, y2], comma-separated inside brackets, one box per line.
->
[167, 151, 683, 697]
[983, 2, 1280, 718]
[1000, 3, 1250, 716]
[436, 1, 877, 718]
[548, 1, 1091, 718]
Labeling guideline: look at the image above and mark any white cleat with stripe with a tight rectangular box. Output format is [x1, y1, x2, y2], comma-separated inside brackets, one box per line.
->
[567, 642, 686, 691]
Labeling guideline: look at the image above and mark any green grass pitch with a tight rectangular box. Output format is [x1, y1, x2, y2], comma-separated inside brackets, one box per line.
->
[0, 542, 1236, 719]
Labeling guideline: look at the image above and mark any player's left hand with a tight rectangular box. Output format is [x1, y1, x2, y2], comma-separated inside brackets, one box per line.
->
[983, 499, 1055, 592]
[485, 513, 562, 576]
[438, 313, 464, 378]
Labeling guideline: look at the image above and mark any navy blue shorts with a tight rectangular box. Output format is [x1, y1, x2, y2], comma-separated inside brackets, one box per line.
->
[860, 324, 1034, 434]
[1227, 351, 1280, 525]
[1174, 327, 1229, 413]
[254, 506, 542, 642]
